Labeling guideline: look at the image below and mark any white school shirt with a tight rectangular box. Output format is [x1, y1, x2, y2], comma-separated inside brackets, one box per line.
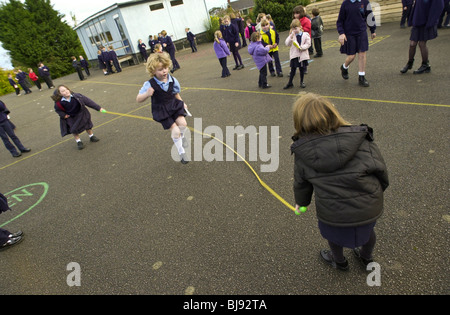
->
[139, 75, 181, 95]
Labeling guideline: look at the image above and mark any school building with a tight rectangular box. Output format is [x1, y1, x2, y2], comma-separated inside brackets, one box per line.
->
[73, 0, 210, 66]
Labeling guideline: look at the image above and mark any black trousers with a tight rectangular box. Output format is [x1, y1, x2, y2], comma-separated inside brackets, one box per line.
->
[218, 57, 230, 77]
[268, 50, 282, 74]
[32, 80, 42, 90]
[42, 75, 54, 88]
[0, 120, 26, 155]
[76, 67, 84, 80]
[400, 5, 412, 26]
[314, 37, 323, 56]
[258, 64, 268, 87]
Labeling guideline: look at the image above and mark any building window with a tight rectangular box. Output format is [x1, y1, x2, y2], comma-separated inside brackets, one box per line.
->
[150, 3, 164, 11]
[86, 19, 113, 46]
[170, 0, 183, 6]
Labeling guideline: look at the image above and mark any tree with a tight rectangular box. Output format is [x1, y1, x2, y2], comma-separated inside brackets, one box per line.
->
[252, 0, 311, 32]
[0, 0, 85, 79]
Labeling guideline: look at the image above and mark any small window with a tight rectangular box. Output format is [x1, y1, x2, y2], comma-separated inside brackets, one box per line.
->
[150, 3, 164, 11]
[170, 0, 183, 6]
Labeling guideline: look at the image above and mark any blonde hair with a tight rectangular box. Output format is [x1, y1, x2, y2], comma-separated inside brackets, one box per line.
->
[154, 43, 162, 52]
[145, 52, 172, 76]
[161, 30, 168, 37]
[293, 93, 350, 137]
[256, 13, 266, 23]
[260, 18, 270, 27]
[290, 19, 301, 29]
[214, 30, 223, 43]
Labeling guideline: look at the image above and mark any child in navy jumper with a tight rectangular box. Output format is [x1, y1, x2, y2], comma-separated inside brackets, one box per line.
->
[0, 100, 31, 157]
[14, 70, 32, 94]
[337, 0, 376, 87]
[185, 28, 197, 52]
[52, 85, 105, 150]
[400, 0, 444, 74]
[136, 52, 190, 164]
[220, 15, 244, 70]
[8, 74, 21, 96]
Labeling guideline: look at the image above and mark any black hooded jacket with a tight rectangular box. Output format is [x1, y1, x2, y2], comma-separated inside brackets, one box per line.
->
[291, 125, 389, 227]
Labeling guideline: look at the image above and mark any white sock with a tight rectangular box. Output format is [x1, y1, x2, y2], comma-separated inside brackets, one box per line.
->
[179, 126, 186, 139]
[172, 137, 185, 155]
[343, 63, 349, 69]
[75, 139, 81, 142]
[358, 72, 365, 76]
[89, 134, 94, 138]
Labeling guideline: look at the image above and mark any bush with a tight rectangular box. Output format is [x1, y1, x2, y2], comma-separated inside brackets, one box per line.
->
[204, 15, 221, 42]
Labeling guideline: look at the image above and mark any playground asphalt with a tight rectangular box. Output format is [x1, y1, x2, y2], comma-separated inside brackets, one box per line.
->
[0, 22, 449, 296]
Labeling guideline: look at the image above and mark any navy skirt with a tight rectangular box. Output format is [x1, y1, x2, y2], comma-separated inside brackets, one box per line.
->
[158, 107, 186, 130]
[318, 220, 376, 248]
[340, 31, 369, 55]
[410, 25, 438, 42]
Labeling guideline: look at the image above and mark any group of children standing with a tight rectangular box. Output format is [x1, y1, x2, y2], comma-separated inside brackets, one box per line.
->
[138, 29, 188, 73]
[7, 63, 55, 96]
[97, 46, 122, 76]
[214, 7, 324, 90]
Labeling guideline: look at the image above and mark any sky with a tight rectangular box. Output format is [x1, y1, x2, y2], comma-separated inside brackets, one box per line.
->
[0, 0, 233, 69]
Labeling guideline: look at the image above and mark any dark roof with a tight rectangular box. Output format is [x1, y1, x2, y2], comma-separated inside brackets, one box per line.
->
[228, 0, 254, 11]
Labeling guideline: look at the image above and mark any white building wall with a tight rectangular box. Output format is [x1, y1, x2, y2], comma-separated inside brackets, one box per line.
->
[75, 0, 210, 61]
[120, 0, 209, 52]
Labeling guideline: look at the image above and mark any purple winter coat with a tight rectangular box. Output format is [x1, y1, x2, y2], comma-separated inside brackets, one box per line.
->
[247, 41, 273, 70]
[213, 38, 230, 59]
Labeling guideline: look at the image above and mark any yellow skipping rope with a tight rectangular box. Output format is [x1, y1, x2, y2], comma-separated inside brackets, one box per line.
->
[101, 109, 302, 215]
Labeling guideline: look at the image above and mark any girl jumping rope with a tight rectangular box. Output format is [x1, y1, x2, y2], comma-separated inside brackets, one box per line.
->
[136, 52, 190, 164]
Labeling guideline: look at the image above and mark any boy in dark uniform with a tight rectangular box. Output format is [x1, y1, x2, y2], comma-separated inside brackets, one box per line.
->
[38, 63, 55, 89]
[14, 70, 32, 94]
[8, 74, 21, 96]
[185, 28, 197, 52]
[101, 46, 114, 74]
[108, 46, 122, 73]
[0, 100, 31, 157]
[79, 56, 90, 76]
[71, 56, 85, 81]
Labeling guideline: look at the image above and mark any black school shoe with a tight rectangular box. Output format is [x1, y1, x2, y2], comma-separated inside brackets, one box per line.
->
[77, 141, 85, 150]
[0, 235, 24, 251]
[340, 64, 349, 80]
[359, 75, 370, 87]
[180, 153, 189, 164]
[320, 249, 349, 271]
[353, 248, 373, 268]
[90, 135, 100, 142]
[413, 62, 431, 74]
